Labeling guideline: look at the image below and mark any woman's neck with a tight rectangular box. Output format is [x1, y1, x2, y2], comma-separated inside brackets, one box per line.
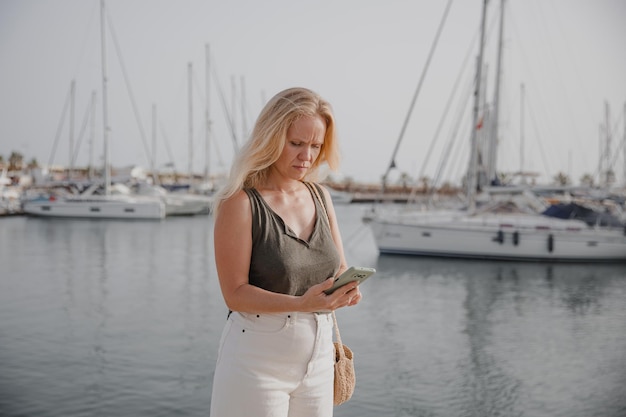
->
[261, 172, 304, 194]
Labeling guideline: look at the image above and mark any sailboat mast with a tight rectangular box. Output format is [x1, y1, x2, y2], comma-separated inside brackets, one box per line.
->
[467, 0, 489, 210]
[519, 83, 526, 184]
[100, 0, 111, 195]
[69, 79, 75, 180]
[240, 76, 247, 139]
[152, 103, 157, 184]
[188, 62, 193, 185]
[204, 43, 211, 182]
[488, 0, 505, 184]
[89, 91, 96, 180]
[604, 100, 611, 186]
[231, 76, 238, 144]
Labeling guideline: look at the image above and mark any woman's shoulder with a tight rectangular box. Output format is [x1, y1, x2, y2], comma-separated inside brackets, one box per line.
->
[218, 189, 252, 215]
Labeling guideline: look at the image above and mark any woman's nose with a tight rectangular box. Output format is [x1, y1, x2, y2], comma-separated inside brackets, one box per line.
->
[299, 146, 312, 160]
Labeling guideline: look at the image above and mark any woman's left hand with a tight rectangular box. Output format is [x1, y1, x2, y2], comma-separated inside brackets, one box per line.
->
[300, 278, 362, 312]
[329, 280, 362, 309]
[345, 286, 362, 307]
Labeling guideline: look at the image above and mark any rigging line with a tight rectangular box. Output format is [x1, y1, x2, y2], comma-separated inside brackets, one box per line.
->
[412, 45, 470, 194]
[72, 1, 98, 80]
[48, 84, 73, 167]
[543, 0, 594, 117]
[197, 49, 237, 167]
[607, 107, 624, 143]
[71, 95, 96, 166]
[525, 89, 552, 180]
[157, 119, 177, 172]
[202, 118, 226, 171]
[607, 110, 625, 173]
[607, 136, 625, 177]
[432, 94, 472, 198]
[531, 0, 585, 156]
[192, 69, 207, 108]
[411, 5, 498, 197]
[191, 70, 217, 150]
[210, 126, 226, 171]
[417, 75, 473, 204]
[407, 5, 502, 205]
[431, 79, 474, 193]
[450, 115, 472, 184]
[382, 0, 455, 186]
[192, 60, 227, 171]
[508, 8, 563, 169]
[105, 11, 152, 166]
[211, 64, 240, 152]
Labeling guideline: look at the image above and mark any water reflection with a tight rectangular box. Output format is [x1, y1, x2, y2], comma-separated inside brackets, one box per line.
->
[343, 254, 626, 417]
[461, 267, 521, 417]
[3, 212, 625, 417]
[374, 255, 625, 316]
[2, 216, 219, 416]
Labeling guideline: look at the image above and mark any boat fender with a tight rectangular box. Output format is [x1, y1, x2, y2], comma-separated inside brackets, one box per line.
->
[493, 230, 504, 244]
[513, 231, 520, 246]
[547, 234, 554, 253]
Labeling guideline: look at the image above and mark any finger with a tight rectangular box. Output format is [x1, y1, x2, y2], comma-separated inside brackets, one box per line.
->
[343, 282, 359, 294]
[322, 277, 335, 289]
[348, 290, 362, 306]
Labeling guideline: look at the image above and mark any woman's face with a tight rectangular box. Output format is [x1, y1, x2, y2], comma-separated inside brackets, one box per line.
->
[273, 114, 326, 181]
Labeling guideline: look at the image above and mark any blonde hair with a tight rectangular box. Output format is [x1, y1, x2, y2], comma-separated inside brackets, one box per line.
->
[213, 87, 340, 214]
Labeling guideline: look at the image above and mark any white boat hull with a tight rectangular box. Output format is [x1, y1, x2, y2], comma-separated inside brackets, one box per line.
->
[22, 195, 166, 219]
[369, 210, 626, 261]
[164, 194, 212, 216]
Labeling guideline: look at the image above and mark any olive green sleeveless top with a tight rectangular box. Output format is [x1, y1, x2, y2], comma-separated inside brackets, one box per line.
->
[243, 182, 341, 296]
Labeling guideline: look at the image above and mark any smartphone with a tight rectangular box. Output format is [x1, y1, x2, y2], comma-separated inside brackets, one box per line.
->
[324, 266, 376, 295]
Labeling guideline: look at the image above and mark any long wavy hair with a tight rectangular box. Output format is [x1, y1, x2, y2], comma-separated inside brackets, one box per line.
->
[213, 87, 340, 214]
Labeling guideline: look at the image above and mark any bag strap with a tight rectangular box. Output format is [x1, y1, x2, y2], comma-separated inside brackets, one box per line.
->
[309, 183, 346, 357]
[332, 310, 346, 358]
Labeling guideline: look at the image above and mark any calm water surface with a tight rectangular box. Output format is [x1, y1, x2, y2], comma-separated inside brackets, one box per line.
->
[1, 205, 625, 417]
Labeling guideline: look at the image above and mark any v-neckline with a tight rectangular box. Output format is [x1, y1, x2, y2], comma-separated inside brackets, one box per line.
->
[252, 187, 319, 245]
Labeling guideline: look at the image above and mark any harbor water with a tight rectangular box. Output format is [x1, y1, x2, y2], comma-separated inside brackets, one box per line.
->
[1, 204, 625, 417]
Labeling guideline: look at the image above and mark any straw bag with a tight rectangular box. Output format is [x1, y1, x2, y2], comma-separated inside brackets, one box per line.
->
[309, 182, 356, 405]
[332, 311, 355, 405]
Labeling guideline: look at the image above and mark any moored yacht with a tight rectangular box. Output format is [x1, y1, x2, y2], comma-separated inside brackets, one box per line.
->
[22, 183, 165, 219]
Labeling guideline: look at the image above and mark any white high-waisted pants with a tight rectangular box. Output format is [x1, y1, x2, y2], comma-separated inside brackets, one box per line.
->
[209, 311, 335, 417]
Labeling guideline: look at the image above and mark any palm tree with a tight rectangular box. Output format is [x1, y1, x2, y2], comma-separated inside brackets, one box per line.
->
[27, 158, 39, 169]
[580, 173, 594, 187]
[552, 171, 571, 186]
[418, 176, 431, 193]
[8, 151, 24, 171]
[398, 172, 412, 192]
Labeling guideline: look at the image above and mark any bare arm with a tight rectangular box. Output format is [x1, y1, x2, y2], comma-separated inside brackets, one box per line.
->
[213, 190, 357, 313]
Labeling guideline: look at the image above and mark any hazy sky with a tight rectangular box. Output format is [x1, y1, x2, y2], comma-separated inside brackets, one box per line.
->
[1, 0, 625, 186]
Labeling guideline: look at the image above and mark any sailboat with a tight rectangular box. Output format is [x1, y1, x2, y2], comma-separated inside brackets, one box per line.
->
[367, 0, 626, 262]
[22, 0, 165, 220]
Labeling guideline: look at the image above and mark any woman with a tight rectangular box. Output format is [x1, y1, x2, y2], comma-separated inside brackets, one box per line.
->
[210, 87, 361, 417]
